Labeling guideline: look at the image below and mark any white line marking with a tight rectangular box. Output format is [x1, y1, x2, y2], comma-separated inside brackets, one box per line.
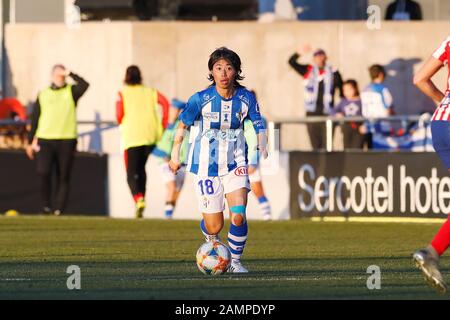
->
[310, 217, 446, 224]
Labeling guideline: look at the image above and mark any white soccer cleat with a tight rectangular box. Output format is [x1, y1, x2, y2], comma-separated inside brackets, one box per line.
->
[413, 246, 447, 294]
[228, 259, 248, 273]
[262, 213, 271, 221]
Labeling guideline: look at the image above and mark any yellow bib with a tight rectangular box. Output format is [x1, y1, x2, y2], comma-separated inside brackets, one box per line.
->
[120, 85, 163, 150]
[36, 85, 77, 140]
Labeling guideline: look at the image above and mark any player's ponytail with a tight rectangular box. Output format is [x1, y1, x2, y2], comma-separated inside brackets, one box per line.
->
[207, 47, 244, 87]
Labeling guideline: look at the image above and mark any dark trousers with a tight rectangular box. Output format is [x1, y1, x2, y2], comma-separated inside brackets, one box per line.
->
[341, 123, 365, 149]
[36, 139, 77, 212]
[124, 145, 155, 198]
[306, 122, 327, 150]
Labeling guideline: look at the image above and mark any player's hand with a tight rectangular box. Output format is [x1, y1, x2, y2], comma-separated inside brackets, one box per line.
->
[25, 145, 34, 160]
[169, 159, 180, 174]
[258, 146, 268, 160]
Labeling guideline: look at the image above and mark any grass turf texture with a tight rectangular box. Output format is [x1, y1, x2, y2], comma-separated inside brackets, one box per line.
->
[0, 216, 449, 300]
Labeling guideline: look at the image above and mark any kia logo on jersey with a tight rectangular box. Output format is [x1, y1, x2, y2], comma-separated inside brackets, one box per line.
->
[234, 166, 248, 176]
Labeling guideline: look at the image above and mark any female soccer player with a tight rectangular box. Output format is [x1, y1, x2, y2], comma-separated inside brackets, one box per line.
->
[116, 65, 169, 218]
[169, 47, 267, 273]
[413, 36, 450, 294]
[244, 118, 272, 221]
[152, 98, 189, 219]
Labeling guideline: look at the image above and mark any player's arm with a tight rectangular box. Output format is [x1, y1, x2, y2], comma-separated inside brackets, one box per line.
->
[116, 92, 124, 124]
[413, 56, 445, 103]
[157, 91, 170, 129]
[257, 132, 268, 160]
[168, 98, 186, 127]
[26, 97, 41, 160]
[169, 121, 187, 173]
[69, 72, 90, 104]
[248, 95, 268, 160]
[168, 94, 200, 173]
[244, 120, 259, 174]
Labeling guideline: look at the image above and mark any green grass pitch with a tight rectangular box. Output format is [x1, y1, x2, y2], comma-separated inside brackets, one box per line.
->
[0, 216, 448, 299]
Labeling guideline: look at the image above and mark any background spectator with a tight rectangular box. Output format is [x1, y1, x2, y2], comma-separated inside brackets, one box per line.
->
[0, 97, 27, 121]
[288, 44, 343, 150]
[26, 64, 89, 216]
[332, 79, 364, 149]
[361, 64, 395, 148]
[0, 96, 28, 149]
[385, 0, 422, 20]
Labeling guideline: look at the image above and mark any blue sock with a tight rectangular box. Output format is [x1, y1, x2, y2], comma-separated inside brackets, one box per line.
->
[257, 196, 271, 218]
[165, 203, 174, 218]
[228, 222, 248, 260]
[200, 219, 212, 237]
[258, 196, 268, 203]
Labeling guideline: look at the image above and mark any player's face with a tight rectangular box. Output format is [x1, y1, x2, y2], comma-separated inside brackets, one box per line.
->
[52, 67, 67, 87]
[211, 59, 236, 90]
[313, 54, 327, 68]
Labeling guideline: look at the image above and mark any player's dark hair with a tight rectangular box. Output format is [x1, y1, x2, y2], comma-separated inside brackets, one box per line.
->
[343, 79, 360, 96]
[368, 64, 386, 81]
[207, 47, 244, 87]
[125, 65, 142, 85]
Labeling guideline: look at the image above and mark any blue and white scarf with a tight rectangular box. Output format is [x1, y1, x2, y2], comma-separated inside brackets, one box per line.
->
[304, 65, 334, 114]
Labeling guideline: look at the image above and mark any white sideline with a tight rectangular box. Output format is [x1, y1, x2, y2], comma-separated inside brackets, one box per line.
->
[310, 216, 446, 224]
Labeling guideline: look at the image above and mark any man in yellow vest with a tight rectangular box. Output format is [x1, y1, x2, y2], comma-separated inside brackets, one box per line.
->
[116, 65, 169, 218]
[26, 64, 89, 215]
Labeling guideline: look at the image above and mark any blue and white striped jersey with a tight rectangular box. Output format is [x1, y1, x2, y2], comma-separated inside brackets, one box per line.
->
[179, 86, 265, 177]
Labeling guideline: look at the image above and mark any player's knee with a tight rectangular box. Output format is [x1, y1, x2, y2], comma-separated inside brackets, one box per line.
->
[232, 214, 245, 226]
[230, 205, 246, 226]
[205, 221, 223, 234]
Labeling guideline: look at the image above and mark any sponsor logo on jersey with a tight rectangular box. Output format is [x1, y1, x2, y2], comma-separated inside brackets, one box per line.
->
[234, 166, 248, 176]
[203, 129, 239, 141]
[203, 111, 219, 122]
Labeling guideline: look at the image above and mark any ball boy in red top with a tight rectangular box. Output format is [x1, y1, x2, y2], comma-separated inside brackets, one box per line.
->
[413, 36, 450, 294]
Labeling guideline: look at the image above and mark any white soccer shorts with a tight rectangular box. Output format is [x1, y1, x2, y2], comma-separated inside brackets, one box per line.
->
[194, 166, 250, 214]
[159, 162, 186, 191]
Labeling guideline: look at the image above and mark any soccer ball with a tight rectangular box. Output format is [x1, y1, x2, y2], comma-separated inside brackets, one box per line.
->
[196, 241, 231, 275]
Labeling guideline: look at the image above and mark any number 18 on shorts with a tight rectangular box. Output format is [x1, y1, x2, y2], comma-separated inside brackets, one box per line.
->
[194, 166, 250, 214]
